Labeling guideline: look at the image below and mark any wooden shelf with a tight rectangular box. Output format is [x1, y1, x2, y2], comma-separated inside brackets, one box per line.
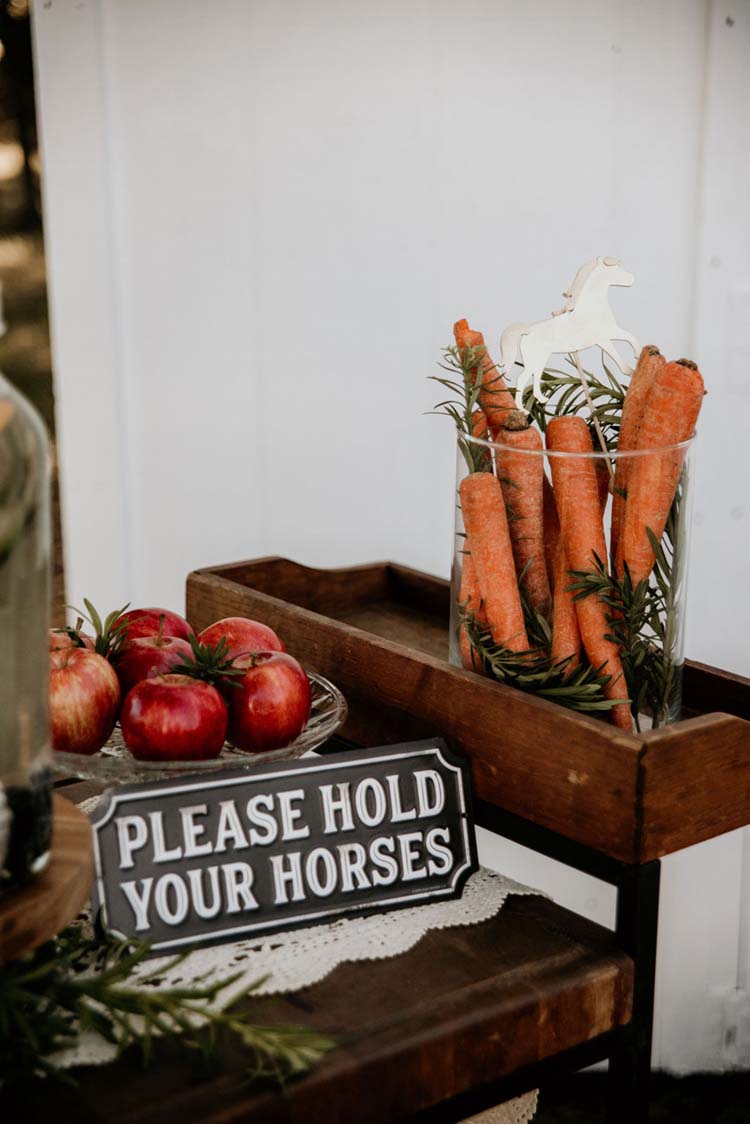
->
[187, 557, 750, 866]
[0, 794, 93, 964]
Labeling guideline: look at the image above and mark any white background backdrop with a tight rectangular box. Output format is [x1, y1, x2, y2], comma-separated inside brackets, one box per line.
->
[33, 0, 750, 1071]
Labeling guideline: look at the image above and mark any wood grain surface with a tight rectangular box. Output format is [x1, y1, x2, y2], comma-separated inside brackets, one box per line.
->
[0, 794, 93, 964]
[2, 814, 633, 1122]
[186, 558, 750, 865]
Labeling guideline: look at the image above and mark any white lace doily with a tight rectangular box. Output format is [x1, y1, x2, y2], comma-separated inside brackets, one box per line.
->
[56, 797, 541, 1121]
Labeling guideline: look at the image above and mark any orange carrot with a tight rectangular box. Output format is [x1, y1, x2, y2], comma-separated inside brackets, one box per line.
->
[459, 472, 528, 653]
[610, 346, 665, 562]
[454, 319, 516, 433]
[617, 359, 705, 587]
[471, 407, 492, 471]
[551, 539, 582, 669]
[547, 416, 631, 728]
[594, 457, 611, 515]
[543, 473, 582, 669]
[494, 411, 551, 616]
[542, 475, 560, 591]
[458, 548, 487, 672]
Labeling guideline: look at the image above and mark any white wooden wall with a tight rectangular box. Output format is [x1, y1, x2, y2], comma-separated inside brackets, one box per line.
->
[32, 0, 750, 1071]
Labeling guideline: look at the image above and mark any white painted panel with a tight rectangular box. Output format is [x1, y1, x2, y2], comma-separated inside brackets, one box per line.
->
[31, 0, 130, 611]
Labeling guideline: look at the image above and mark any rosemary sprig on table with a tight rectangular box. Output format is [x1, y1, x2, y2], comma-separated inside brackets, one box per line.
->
[0, 923, 334, 1087]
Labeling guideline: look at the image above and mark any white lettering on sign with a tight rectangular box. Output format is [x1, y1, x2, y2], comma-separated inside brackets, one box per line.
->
[305, 847, 338, 897]
[116, 815, 148, 869]
[150, 811, 182, 864]
[181, 804, 212, 859]
[385, 774, 417, 822]
[155, 872, 190, 925]
[320, 782, 355, 833]
[278, 788, 310, 842]
[246, 793, 278, 846]
[370, 836, 399, 886]
[338, 842, 370, 892]
[415, 769, 445, 817]
[398, 831, 427, 881]
[354, 777, 387, 827]
[426, 827, 452, 875]
[188, 866, 223, 919]
[214, 800, 248, 852]
[271, 852, 305, 904]
[120, 876, 153, 930]
[223, 862, 258, 913]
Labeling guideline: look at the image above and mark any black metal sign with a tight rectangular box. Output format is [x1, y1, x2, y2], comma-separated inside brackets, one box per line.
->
[90, 740, 477, 954]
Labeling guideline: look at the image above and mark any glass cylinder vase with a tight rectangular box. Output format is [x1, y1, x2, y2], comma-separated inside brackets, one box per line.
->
[450, 430, 696, 731]
[0, 373, 52, 895]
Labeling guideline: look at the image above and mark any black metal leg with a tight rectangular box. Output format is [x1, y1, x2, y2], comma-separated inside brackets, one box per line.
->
[607, 860, 661, 1124]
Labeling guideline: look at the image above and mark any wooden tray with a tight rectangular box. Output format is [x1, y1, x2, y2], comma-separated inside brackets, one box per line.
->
[186, 558, 750, 866]
[0, 794, 93, 965]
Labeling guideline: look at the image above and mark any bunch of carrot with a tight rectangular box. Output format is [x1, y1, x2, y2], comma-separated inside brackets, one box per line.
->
[451, 320, 705, 731]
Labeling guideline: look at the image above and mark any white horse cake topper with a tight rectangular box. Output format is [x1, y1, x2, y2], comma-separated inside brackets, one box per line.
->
[499, 257, 640, 410]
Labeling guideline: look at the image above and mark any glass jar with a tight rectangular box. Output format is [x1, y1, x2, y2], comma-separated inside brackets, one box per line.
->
[0, 373, 52, 894]
[450, 430, 696, 731]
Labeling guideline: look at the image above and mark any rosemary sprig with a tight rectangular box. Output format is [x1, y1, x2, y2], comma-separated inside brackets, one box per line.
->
[429, 345, 490, 473]
[0, 923, 334, 1087]
[460, 608, 627, 715]
[511, 356, 625, 448]
[65, 599, 133, 659]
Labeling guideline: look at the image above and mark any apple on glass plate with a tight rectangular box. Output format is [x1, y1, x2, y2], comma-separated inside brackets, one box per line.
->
[227, 651, 312, 753]
[50, 648, 121, 755]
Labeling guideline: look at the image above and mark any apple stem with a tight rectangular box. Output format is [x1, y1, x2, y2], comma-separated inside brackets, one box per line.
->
[157, 613, 165, 646]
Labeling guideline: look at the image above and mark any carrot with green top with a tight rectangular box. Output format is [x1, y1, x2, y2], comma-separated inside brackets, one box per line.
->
[547, 416, 631, 729]
[495, 410, 551, 616]
[454, 319, 516, 433]
[610, 346, 665, 562]
[617, 359, 705, 587]
[459, 471, 529, 653]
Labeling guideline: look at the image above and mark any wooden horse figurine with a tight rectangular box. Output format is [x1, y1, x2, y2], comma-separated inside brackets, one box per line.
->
[498, 257, 640, 408]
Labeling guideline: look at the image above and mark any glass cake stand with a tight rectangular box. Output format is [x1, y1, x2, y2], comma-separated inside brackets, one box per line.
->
[51, 672, 347, 785]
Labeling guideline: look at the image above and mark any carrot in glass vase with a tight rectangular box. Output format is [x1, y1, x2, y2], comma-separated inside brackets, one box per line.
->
[494, 410, 551, 617]
[616, 358, 705, 587]
[610, 345, 665, 562]
[459, 470, 529, 654]
[471, 407, 492, 471]
[458, 550, 487, 672]
[454, 319, 516, 434]
[543, 468, 582, 669]
[546, 416, 631, 729]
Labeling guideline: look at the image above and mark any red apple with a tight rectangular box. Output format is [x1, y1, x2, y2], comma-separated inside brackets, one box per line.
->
[114, 634, 195, 696]
[49, 628, 95, 651]
[50, 649, 121, 755]
[120, 674, 228, 762]
[198, 616, 285, 661]
[115, 607, 193, 644]
[227, 652, 311, 752]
